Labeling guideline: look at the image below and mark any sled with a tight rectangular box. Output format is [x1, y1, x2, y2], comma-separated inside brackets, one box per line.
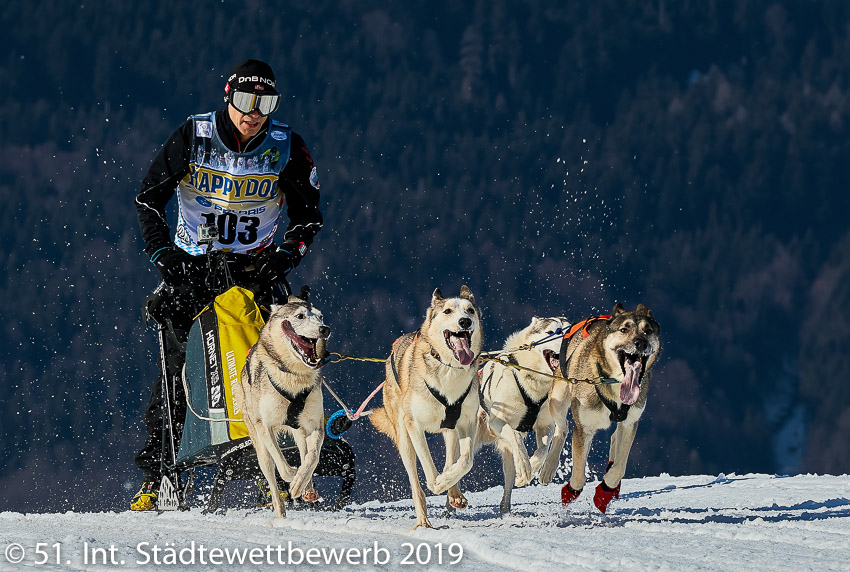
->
[148, 236, 355, 513]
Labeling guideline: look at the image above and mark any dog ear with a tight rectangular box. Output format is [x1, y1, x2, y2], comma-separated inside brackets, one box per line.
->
[269, 304, 283, 314]
[432, 288, 445, 305]
[635, 304, 652, 318]
[299, 285, 311, 302]
[612, 302, 626, 316]
[460, 285, 475, 303]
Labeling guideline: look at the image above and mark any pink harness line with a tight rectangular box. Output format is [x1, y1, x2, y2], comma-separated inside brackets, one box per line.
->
[350, 382, 385, 420]
[323, 380, 385, 421]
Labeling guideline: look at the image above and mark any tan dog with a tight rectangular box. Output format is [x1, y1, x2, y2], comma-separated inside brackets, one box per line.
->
[476, 316, 571, 513]
[540, 303, 661, 513]
[232, 291, 330, 518]
[371, 286, 483, 528]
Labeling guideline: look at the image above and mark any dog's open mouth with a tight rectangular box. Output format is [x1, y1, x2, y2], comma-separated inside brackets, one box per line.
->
[543, 349, 560, 375]
[444, 330, 475, 366]
[282, 320, 322, 368]
[617, 351, 649, 405]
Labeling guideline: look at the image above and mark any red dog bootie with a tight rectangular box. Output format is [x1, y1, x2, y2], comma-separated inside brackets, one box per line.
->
[593, 480, 621, 513]
[561, 483, 583, 505]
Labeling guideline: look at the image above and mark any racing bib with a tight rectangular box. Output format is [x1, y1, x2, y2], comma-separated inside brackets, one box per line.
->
[174, 113, 292, 255]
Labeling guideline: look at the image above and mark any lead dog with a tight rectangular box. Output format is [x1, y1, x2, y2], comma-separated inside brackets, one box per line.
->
[233, 290, 330, 518]
[371, 286, 483, 529]
[476, 316, 571, 513]
[540, 303, 661, 513]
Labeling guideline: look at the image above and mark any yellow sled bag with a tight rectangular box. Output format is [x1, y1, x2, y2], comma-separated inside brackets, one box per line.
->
[176, 286, 264, 467]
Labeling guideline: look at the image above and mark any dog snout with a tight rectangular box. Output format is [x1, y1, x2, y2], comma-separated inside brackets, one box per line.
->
[634, 337, 648, 353]
[458, 317, 472, 330]
[319, 325, 331, 339]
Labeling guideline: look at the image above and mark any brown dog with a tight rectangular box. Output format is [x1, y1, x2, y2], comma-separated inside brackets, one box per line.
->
[540, 303, 661, 513]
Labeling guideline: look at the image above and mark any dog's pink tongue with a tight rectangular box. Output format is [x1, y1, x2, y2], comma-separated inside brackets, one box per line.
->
[620, 361, 642, 405]
[282, 320, 313, 354]
[454, 336, 475, 366]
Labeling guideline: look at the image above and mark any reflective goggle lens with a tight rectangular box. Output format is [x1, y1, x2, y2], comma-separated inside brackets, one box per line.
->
[230, 90, 280, 116]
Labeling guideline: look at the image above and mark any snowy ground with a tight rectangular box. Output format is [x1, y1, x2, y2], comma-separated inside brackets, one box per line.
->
[1, 473, 849, 571]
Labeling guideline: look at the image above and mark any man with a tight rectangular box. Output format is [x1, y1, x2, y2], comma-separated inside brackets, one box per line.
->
[131, 59, 323, 510]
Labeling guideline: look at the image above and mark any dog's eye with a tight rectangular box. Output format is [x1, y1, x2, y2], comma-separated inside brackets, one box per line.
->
[620, 326, 630, 334]
[297, 313, 305, 320]
[468, 307, 475, 315]
[443, 308, 452, 315]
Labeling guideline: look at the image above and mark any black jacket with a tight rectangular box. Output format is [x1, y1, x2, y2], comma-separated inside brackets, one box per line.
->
[135, 108, 323, 257]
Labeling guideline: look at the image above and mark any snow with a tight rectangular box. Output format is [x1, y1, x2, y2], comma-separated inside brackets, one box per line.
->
[2, 473, 849, 570]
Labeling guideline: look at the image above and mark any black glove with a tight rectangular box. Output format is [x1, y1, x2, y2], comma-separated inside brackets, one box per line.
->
[255, 242, 305, 284]
[150, 245, 201, 286]
[328, 415, 353, 437]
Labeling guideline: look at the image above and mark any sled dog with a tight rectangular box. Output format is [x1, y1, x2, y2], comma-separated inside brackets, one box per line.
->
[476, 316, 571, 513]
[540, 303, 661, 513]
[233, 290, 330, 518]
[371, 286, 483, 529]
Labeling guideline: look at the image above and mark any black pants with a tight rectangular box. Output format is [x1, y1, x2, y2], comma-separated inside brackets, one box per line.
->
[135, 277, 291, 480]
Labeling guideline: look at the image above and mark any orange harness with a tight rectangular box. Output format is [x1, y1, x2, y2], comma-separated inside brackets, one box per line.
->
[561, 314, 632, 422]
[562, 314, 612, 341]
[558, 313, 612, 381]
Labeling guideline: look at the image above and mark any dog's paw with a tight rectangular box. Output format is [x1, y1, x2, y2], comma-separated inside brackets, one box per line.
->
[561, 482, 583, 505]
[514, 474, 532, 488]
[593, 480, 621, 513]
[290, 476, 306, 498]
[539, 459, 557, 485]
[529, 450, 547, 474]
[301, 488, 319, 503]
[514, 460, 533, 488]
[447, 488, 467, 510]
[433, 473, 454, 494]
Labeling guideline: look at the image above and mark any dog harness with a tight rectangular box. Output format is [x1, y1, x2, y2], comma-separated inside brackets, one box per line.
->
[564, 315, 612, 340]
[479, 356, 548, 433]
[559, 314, 612, 378]
[559, 315, 632, 422]
[269, 376, 316, 429]
[243, 358, 316, 429]
[513, 372, 548, 433]
[424, 379, 474, 430]
[389, 332, 417, 386]
[595, 384, 631, 423]
[389, 331, 474, 430]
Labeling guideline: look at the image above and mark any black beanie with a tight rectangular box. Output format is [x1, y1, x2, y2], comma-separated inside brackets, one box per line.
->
[225, 59, 278, 95]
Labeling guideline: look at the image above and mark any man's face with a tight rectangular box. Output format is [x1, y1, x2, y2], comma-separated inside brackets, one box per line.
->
[228, 103, 268, 143]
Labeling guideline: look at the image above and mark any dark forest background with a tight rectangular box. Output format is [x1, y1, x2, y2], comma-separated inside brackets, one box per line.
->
[3, 0, 850, 512]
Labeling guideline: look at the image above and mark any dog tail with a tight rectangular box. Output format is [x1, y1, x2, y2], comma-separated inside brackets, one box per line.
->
[369, 406, 398, 445]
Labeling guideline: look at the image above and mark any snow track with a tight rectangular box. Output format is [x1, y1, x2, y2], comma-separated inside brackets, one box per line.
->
[1, 474, 848, 570]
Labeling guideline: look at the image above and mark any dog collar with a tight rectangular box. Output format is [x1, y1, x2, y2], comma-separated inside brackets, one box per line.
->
[596, 362, 620, 385]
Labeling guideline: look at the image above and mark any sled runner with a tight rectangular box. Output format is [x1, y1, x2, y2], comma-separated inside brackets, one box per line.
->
[145, 231, 355, 513]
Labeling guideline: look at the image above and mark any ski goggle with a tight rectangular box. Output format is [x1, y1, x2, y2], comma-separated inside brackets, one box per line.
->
[228, 90, 280, 117]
